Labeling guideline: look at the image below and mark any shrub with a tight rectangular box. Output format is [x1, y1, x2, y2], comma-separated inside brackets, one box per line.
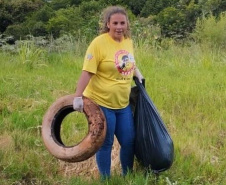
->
[46, 7, 79, 38]
[140, 0, 178, 17]
[156, 7, 187, 38]
[192, 12, 226, 48]
[4, 24, 28, 40]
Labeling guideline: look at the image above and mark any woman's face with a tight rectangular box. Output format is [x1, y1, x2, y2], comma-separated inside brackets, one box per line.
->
[107, 13, 127, 42]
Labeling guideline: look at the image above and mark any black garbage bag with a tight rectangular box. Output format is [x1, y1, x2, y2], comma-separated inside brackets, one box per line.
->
[132, 77, 174, 173]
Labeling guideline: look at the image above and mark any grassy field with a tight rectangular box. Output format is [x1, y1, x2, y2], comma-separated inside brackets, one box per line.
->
[0, 38, 226, 185]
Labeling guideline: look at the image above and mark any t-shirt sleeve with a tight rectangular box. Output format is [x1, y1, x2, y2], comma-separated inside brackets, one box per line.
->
[82, 39, 100, 74]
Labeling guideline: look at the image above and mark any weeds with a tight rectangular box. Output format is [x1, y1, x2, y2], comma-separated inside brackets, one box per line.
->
[0, 34, 226, 184]
[192, 12, 226, 48]
[17, 40, 47, 69]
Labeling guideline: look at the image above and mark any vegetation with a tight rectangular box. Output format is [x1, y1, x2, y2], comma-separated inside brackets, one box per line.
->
[0, 0, 226, 41]
[0, 13, 226, 184]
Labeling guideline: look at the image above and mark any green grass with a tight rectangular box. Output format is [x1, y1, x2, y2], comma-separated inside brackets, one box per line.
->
[0, 39, 226, 184]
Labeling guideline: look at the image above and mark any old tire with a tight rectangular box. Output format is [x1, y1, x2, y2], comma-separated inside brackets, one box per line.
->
[42, 95, 106, 162]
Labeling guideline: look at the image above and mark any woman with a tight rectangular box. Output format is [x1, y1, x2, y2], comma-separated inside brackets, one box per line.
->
[73, 6, 143, 178]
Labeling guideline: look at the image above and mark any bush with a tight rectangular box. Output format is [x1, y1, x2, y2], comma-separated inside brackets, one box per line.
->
[4, 24, 28, 40]
[156, 7, 187, 38]
[192, 13, 226, 48]
[140, 0, 178, 17]
[29, 4, 55, 23]
[46, 1, 104, 39]
[31, 21, 48, 37]
[46, 7, 79, 38]
[8, 0, 44, 23]
[0, 1, 13, 33]
[131, 16, 162, 48]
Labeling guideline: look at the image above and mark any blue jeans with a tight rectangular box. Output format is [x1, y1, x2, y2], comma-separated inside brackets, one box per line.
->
[96, 105, 135, 178]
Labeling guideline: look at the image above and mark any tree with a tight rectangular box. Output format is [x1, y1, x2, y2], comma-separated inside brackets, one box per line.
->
[155, 0, 201, 38]
[9, 0, 44, 23]
[198, 0, 226, 16]
[46, 7, 78, 38]
[70, 0, 82, 6]
[75, 0, 105, 38]
[0, 1, 12, 32]
[156, 7, 187, 38]
[0, 0, 44, 34]
[24, 4, 55, 36]
[49, 0, 71, 10]
[140, 0, 179, 17]
[123, 0, 146, 15]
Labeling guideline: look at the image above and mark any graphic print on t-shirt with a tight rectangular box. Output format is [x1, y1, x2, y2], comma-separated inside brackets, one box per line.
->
[115, 50, 135, 75]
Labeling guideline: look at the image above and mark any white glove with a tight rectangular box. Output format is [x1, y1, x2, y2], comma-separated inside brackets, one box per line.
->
[134, 68, 144, 83]
[73, 97, 83, 112]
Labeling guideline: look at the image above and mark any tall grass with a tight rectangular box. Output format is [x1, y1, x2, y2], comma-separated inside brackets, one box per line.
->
[0, 15, 226, 184]
[192, 12, 226, 48]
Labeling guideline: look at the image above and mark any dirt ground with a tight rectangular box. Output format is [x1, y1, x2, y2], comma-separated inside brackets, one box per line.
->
[58, 138, 121, 179]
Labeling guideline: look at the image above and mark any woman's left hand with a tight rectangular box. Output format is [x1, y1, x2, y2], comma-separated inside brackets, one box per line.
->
[134, 68, 144, 83]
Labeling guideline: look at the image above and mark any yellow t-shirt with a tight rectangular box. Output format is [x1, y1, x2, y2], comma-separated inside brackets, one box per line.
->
[83, 33, 136, 109]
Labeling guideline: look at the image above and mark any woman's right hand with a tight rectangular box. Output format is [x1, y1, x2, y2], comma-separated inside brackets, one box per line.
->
[73, 97, 83, 112]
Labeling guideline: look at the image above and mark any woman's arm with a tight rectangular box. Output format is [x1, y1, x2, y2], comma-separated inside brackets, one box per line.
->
[134, 67, 144, 83]
[73, 71, 93, 112]
[75, 70, 93, 96]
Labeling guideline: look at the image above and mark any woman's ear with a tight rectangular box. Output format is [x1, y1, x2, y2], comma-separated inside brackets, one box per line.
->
[107, 22, 110, 29]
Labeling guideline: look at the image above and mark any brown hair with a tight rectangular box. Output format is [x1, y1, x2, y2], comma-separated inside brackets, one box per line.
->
[99, 6, 131, 38]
